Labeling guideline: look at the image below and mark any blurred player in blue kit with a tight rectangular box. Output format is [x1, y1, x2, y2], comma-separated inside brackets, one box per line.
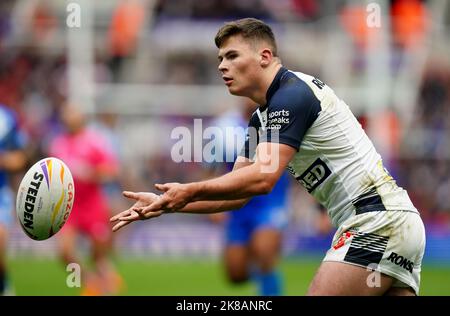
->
[0, 104, 27, 295]
[208, 99, 290, 296]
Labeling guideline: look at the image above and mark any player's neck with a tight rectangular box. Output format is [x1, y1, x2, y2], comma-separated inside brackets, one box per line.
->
[249, 63, 282, 106]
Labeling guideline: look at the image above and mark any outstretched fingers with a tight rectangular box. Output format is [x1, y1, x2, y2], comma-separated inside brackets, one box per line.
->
[111, 209, 143, 232]
[155, 184, 169, 192]
[123, 191, 140, 200]
[138, 209, 164, 219]
[111, 191, 168, 232]
[139, 197, 169, 214]
[110, 208, 140, 223]
[118, 211, 141, 221]
[112, 219, 133, 232]
[110, 210, 129, 222]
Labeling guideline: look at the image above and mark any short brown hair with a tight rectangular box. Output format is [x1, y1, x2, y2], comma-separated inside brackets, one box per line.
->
[214, 18, 278, 56]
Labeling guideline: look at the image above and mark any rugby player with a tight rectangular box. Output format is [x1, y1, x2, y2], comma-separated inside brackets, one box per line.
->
[111, 18, 425, 296]
[0, 104, 27, 295]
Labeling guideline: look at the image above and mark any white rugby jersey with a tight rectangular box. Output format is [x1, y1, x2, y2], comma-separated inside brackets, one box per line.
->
[241, 67, 417, 227]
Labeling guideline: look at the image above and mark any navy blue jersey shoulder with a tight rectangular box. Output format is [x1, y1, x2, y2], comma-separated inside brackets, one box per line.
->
[264, 68, 321, 150]
[240, 68, 321, 158]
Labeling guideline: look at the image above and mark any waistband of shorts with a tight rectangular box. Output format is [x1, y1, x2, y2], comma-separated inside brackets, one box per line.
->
[355, 207, 420, 216]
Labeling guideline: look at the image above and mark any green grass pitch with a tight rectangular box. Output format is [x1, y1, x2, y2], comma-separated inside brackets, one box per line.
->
[7, 256, 450, 296]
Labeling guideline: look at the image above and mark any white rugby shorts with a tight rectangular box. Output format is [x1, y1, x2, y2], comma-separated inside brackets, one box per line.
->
[323, 210, 426, 295]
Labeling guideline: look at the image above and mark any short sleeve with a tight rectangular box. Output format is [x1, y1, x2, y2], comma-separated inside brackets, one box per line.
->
[262, 84, 321, 151]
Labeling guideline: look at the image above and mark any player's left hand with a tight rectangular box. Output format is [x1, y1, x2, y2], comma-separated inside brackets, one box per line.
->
[110, 191, 163, 232]
[137, 182, 193, 214]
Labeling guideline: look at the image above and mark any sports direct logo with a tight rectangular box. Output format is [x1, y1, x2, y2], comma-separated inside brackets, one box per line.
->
[170, 119, 280, 173]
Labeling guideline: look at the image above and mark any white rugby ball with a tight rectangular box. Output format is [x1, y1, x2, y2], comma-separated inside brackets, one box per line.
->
[16, 157, 75, 240]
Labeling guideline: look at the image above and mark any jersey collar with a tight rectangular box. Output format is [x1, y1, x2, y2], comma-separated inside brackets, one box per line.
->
[262, 66, 288, 109]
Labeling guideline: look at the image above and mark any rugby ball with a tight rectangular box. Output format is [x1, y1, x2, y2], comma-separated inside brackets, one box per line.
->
[16, 157, 75, 240]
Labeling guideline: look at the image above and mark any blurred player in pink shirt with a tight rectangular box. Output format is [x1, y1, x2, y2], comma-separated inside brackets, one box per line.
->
[49, 103, 123, 295]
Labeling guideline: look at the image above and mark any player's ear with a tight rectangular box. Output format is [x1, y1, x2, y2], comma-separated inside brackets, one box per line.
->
[260, 48, 273, 68]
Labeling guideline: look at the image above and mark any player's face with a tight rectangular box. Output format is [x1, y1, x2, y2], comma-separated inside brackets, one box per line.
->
[61, 104, 85, 133]
[217, 35, 263, 97]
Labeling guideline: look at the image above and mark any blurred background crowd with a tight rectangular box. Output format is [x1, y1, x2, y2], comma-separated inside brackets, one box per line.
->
[0, 0, 449, 276]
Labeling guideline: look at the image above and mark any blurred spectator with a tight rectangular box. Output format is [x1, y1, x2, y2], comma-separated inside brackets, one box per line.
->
[339, 4, 380, 50]
[399, 65, 450, 222]
[391, 0, 429, 50]
[30, 0, 57, 43]
[290, 0, 321, 21]
[11, 0, 58, 47]
[0, 1, 13, 52]
[108, 0, 146, 81]
[154, 0, 273, 22]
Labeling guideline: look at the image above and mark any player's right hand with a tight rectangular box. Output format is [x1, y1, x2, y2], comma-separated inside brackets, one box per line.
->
[110, 191, 163, 232]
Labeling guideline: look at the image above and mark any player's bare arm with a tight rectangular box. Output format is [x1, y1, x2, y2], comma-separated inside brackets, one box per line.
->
[145, 155, 256, 213]
[110, 145, 295, 231]
[140, 143, 296, 214]
[111, 155, 254, 231]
